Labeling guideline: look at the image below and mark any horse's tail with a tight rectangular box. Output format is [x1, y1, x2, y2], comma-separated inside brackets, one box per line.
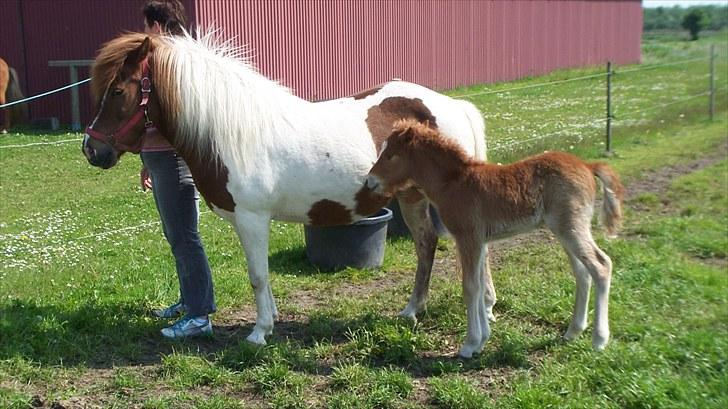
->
[459, 100, 487, 161]
[6, 67, 28, 123]
[7, 67, 25, 100]
[590, 162, 624, 239]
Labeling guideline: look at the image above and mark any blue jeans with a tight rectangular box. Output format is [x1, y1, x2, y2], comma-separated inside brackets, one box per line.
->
[141, 151, 216, 317]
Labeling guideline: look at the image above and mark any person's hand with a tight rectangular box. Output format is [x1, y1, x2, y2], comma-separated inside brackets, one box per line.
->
[140, 166, 152, 191]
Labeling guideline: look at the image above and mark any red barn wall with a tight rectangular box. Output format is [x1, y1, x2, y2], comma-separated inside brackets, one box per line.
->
[1, 0, 641, 125]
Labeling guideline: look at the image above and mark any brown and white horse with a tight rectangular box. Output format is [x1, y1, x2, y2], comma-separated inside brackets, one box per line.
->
[367, 120, 623, 357]
[81, 32, 490, 345]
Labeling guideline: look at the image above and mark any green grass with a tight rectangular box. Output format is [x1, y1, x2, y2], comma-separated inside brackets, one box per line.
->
[1, 32, 727, 408]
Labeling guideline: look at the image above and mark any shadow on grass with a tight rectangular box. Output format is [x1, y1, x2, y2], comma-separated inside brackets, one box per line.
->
[1, 297, 559, 378]
[0, 299, 302, 368]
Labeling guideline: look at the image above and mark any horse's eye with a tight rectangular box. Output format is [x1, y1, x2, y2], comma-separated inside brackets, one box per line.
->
[112, 88, 124, 96]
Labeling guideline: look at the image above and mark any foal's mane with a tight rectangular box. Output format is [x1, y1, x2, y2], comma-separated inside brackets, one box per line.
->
[392, 119, 474, 167]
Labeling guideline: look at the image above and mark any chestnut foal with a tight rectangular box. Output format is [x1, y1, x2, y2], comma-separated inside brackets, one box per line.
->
[366, 120, 624, 358]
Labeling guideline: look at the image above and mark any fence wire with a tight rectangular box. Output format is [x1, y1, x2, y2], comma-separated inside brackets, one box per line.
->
[1, 52, 725, 249]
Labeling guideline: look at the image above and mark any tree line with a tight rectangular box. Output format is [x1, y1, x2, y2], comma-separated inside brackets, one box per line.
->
[644, 5, 728, 32]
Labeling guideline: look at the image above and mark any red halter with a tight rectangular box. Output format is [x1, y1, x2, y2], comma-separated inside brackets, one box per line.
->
[85, 60, 153, 154]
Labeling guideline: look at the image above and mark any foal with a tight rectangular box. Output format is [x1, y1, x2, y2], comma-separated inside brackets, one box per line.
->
[366, 120, 624, 358]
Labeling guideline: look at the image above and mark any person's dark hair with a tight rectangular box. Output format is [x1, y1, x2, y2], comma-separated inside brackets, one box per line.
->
[142, 0, 188, 36]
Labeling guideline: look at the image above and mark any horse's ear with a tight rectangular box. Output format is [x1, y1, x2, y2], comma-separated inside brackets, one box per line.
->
[123, 37, 151, 71]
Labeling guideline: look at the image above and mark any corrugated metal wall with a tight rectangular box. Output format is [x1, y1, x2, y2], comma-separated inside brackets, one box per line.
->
[196, 0, 642, 100]
[1, 0, 641, 124]
[0, 0, 195, 124]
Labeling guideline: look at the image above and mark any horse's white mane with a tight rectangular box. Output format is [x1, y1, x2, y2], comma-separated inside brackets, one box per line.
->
[155, 28, 300, 170]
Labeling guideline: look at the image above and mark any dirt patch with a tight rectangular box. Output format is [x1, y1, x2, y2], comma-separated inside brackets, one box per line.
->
[627, 143, 727, 201]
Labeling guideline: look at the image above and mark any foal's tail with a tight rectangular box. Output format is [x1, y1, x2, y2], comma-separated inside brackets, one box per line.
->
[590, 162, 625, 239]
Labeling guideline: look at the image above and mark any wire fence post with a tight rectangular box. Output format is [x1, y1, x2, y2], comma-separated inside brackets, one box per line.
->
[606, 61, 613, 153]
[709, 44, 715, 121]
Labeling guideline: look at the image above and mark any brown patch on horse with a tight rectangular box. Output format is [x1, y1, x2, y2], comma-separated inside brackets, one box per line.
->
[307, 200, 353, 226]
[352, 85, 383, 100]
[365, 97, 438, 153]
[183, 153, 237, 212]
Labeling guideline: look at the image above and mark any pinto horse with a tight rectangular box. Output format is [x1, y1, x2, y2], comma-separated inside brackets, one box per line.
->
[367, 120, 623, 357]
[81, 32, 490, 345]
[0, 57, 26, 134]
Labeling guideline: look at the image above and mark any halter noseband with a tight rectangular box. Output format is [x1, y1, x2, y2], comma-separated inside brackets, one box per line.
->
[85, 59, 153, 154]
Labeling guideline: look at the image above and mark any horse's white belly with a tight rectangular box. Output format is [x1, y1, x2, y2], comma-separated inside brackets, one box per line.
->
[226, 118, 377, 223]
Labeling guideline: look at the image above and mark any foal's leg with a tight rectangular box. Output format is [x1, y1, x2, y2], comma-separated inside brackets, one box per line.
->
[398, 194, 438, 321]
[477, 243, 493, 351]
[553, 223, 612, 350]
[482, 245, 497, 322]
[456, 237, 489, 358]
[563, 252, 591, 341]
[232, 210, 276, 345]
[586, 240, 612, 350]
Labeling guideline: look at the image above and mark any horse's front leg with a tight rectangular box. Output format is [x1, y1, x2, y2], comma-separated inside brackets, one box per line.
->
[397, 191, 438, 321]
[232, 209, 275, 345]
[456, 237, 489, 358]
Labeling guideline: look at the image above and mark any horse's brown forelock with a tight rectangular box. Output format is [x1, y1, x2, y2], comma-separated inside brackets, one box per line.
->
[90, 33, 180, 133]
[91, 33, 159, 102]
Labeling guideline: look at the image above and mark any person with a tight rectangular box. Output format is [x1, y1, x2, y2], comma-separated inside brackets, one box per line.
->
[141, 0, 216, 339]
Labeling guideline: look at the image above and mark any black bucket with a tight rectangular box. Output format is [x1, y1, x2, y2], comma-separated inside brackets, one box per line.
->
[304, 207, 393, 271]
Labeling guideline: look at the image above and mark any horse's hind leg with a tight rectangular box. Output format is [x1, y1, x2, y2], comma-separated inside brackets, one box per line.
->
[586, 241, 612, 350]
[563, 252, 591, 341]
[552, 221, 612, 350]
[233, 210, 276, 345]
[0, 92, 7, 134]
[397, 192, 438, 321]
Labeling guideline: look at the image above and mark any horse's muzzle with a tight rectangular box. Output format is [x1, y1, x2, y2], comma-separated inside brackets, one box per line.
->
[365, 174, 382, 194]
[82, 134, 116, 169]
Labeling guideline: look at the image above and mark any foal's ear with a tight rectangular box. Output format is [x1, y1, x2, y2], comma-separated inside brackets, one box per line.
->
[123, 37, 151, 72]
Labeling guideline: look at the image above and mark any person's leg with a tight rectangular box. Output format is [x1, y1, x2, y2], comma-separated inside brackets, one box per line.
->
[142, 151, 216, 318]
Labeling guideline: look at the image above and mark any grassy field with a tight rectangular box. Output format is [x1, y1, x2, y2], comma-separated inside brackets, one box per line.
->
[1, 33, 727, 408]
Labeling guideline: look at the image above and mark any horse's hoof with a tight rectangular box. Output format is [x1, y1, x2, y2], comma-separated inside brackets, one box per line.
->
[458, 343, 479, 359]
[398, 306, 419, 323]
[563, 324, 586, 341]
[246, 331, 268, 345]
[0, 129, 7, 135]
[592, 333, 609, 351]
